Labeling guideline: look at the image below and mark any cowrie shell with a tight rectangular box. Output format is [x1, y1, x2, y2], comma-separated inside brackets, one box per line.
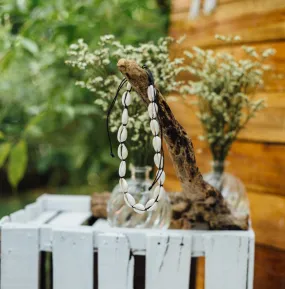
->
[133, 203, 145, 214]
[117, 125, 127, 142]
[147, 85, 155, 102]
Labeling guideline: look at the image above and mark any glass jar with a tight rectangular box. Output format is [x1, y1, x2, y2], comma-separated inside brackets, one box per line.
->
[107, 165, 171, 229]
[203, 161, 250, 216]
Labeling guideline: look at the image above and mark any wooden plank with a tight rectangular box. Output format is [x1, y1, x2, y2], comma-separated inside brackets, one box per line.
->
[204, 234, 250, 289]
[145, 234, 192, 289]
[92, 218, 111, 230]
[170, 0, 285, 47]
[29, 211, 59, 225]
[1, 223, 40, 289]
[53, 227, 93, 289]
[39, 212, 91, 252]
[164, 173, 285, 250]
[168, 92, 285, 144]
[196, 244, 285, 289]
[97, 233, 134, 289]
[9, 209, 27, 223]
[164, 135, 285, 196]
[48, 211, 91, 226]
[39, 194, 91, 212]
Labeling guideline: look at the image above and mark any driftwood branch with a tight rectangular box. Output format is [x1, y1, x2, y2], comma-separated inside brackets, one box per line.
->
[116, 59, 248, 230]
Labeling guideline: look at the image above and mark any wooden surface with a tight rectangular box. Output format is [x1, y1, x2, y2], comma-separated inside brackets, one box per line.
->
[168, 0, 285, 288]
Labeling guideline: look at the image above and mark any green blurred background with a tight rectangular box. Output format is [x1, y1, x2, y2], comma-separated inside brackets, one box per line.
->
[0, 0, 170, 217]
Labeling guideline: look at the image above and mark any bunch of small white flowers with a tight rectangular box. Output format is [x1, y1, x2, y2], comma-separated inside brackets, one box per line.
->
[66, 35, 184, 164]
[181, 35, 275, 163]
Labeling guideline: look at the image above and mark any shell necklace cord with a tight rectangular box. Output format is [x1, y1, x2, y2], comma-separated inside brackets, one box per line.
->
[106, 66, 166, 214]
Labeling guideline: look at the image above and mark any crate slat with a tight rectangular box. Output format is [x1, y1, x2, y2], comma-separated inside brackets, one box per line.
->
[98, 233, 134, 289]
[53, 227, 93, 289]
[24, 202, 42, 222]
[39, 194, 91, 212]
[48, 211, 91, 226]
[1, 224, 40, 289]
[9, 210, 27, 223]
[204, 233, 250, 289]
[145, 234, 192, 289]
[29, 211, 59, 225]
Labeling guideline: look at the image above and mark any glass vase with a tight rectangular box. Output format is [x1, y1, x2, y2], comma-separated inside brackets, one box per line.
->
[107, 165, 171, 229]
[203, 161, 250, 216]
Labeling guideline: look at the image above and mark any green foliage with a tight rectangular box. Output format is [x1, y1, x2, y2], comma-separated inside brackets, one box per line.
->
[0, 142, 11, 167]
[182, 35, 275, 162]
[66, 36, 183, 165]
[8, 140, 28, 188]
[0, 0, 169, 191]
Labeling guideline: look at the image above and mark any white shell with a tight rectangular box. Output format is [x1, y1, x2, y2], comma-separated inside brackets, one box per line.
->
[125, 193, 136, 207]
[117, 125, 127, 143]
[133, 203, 145, 214]
[148, 103, 158, 119]
[147, 201, 158, 211]
[154, 153, 164, 168]
[153, 136, 162, 152]
[156, 170, 166, 185]
[150, 119, 160, 135]
[153, 185, 165, 201]
[147, 85, 155, 102]
[119, 161, 126, 177]
[124, 194, 132, 208]
[122, 109, 128, 125]
[145, 198, 157, 211]
[119, 178, 128, 192]
[126, 82, 132, 91]
[122, 91, 132, 106]
[118, 144, 128, 160]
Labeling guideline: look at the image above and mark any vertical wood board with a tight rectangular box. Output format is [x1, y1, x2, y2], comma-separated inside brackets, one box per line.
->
[1, 224, 40, 289]
[97, 233, 134, 289]
[146, 233, 192, 289]
[204, 234, 250, 289]
[53, 227, 94, 289]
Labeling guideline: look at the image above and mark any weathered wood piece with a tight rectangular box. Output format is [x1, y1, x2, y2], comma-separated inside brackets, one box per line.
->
[116, 58, 248, 230]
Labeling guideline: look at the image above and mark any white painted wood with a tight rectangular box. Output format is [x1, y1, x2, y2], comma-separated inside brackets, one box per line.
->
[9, 209, 27, 223]
[204, 233, 250, 289]
[1, 223, 40, 289]
[98, 233, 134, 289]
[29, 211, 59, 225]
[39, 212, 91, 251]
[40, 194, 91, 212]
[48, 211, 91, 226]
[53, 227, 93, 289]
[25, 202, 42, 221]
[146, 233, 192, 289]
[247, 230, 255, 289]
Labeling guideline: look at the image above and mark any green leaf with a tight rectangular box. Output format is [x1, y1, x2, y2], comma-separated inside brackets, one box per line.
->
[0, 142, 11, 168]
[8, 140, 28, 188]
[21, 38, 39, 55]
[0, 131, 5, 140]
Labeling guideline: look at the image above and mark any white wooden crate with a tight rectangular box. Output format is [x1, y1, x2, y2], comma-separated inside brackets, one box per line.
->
[0, 194, 255, 289]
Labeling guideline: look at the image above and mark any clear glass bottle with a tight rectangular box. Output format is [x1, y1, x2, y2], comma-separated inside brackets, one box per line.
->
[107, 165, 171, 229]
[203, 161, 250, 216]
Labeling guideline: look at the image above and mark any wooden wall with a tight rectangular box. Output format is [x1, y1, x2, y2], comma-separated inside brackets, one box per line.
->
[166, 1, 285, 288]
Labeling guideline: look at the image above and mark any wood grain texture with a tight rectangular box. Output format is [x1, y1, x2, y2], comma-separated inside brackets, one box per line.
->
[196, 244, 285, 289]
[170, 0, 285, 47]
